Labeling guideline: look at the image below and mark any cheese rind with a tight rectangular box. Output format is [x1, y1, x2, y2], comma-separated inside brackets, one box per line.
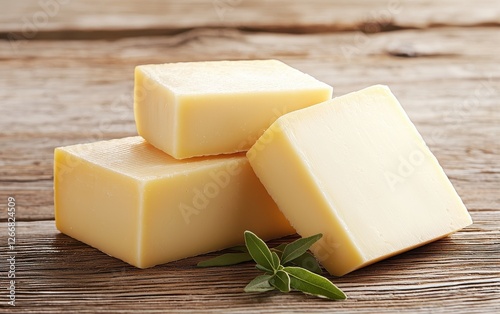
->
[134, 59, 332, 159]
[54, 136, 294, 268]
[247, 85, 472, 276]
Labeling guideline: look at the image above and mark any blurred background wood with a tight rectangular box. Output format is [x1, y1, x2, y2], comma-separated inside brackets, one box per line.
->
[1, 0, 499, 312]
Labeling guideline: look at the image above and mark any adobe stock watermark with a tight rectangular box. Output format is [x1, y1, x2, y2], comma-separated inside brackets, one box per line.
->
[341, 0, 404, 62]
[244, 121, 282, 164]
[383, 148, 427, 191]
[179, 160, 242, 224]
[179, 107, 287, 225]
[212, 0, 243, 21]
[430, 70, 497, 146]
[6, 197, 17, 306]
[8, 0, 71, 52]
[309, 233, 342, 267]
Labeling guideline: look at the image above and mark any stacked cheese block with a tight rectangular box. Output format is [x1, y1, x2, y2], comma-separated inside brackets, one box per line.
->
[54, 60, 329, 268]
[54, 60, 472, 275]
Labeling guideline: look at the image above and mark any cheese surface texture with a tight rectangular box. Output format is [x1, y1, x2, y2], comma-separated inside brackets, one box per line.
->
[55, 136, 293, 268]
[134, 59, 332, 159]
[247, 85, 472, 276]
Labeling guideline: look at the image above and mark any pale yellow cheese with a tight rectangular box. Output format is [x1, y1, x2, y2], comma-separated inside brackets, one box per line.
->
[54, 136, 294, 268]
[247, 85, 472, 276]
[134, 59, 332, 159]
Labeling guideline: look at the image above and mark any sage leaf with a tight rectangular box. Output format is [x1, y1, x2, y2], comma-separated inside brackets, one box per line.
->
[231, 245, 249, 253]
[197, 252, 252, 267]
[272, 243, 322, 273]
[284, 266, 346, 300]
[270, 270, 291, 292]
[281, 233, 322, 265]
[244, 230, 275, 272]
[244, 274, 274, 293]
[256, 264, 272, 273]
[196, 231, 346, 301]
[270, 243, 286, 258]
[271, 251, 281, 270]
[289, 251, 322, 274]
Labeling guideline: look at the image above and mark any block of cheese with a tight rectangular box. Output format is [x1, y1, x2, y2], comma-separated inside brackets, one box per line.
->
[54, 136, 294, 268]
[247, 85, 472, 276]
[134, 59, 332, 159]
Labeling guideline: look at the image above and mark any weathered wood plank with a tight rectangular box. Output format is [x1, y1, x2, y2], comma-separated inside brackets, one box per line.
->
[0, 11, 499, 311]
[0, 220, 498, 313]
[1, 27, 499, 221]
[2, 0, 500, 39]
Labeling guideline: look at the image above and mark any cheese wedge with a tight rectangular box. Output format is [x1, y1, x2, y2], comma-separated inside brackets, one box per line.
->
[54, 136, 294, 268]
[134, 59, 332, 159]
[248, 85, 472, 276]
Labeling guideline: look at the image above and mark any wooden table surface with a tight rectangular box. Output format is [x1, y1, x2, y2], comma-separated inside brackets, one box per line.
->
[1, 1, 499, 313]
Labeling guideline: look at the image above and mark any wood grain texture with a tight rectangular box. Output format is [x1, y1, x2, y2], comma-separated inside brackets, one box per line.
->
[1, 0, 499, 312]
[0, 220, 498, 313]
[2, 0, 500, 38]
[2, 27, 499, 221]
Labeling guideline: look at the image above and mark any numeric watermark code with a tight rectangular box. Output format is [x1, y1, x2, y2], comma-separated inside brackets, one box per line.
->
[6, 197, 16, 306]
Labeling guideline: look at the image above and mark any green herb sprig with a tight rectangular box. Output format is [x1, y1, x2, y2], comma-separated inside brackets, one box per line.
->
[197, 231, 346, 300]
